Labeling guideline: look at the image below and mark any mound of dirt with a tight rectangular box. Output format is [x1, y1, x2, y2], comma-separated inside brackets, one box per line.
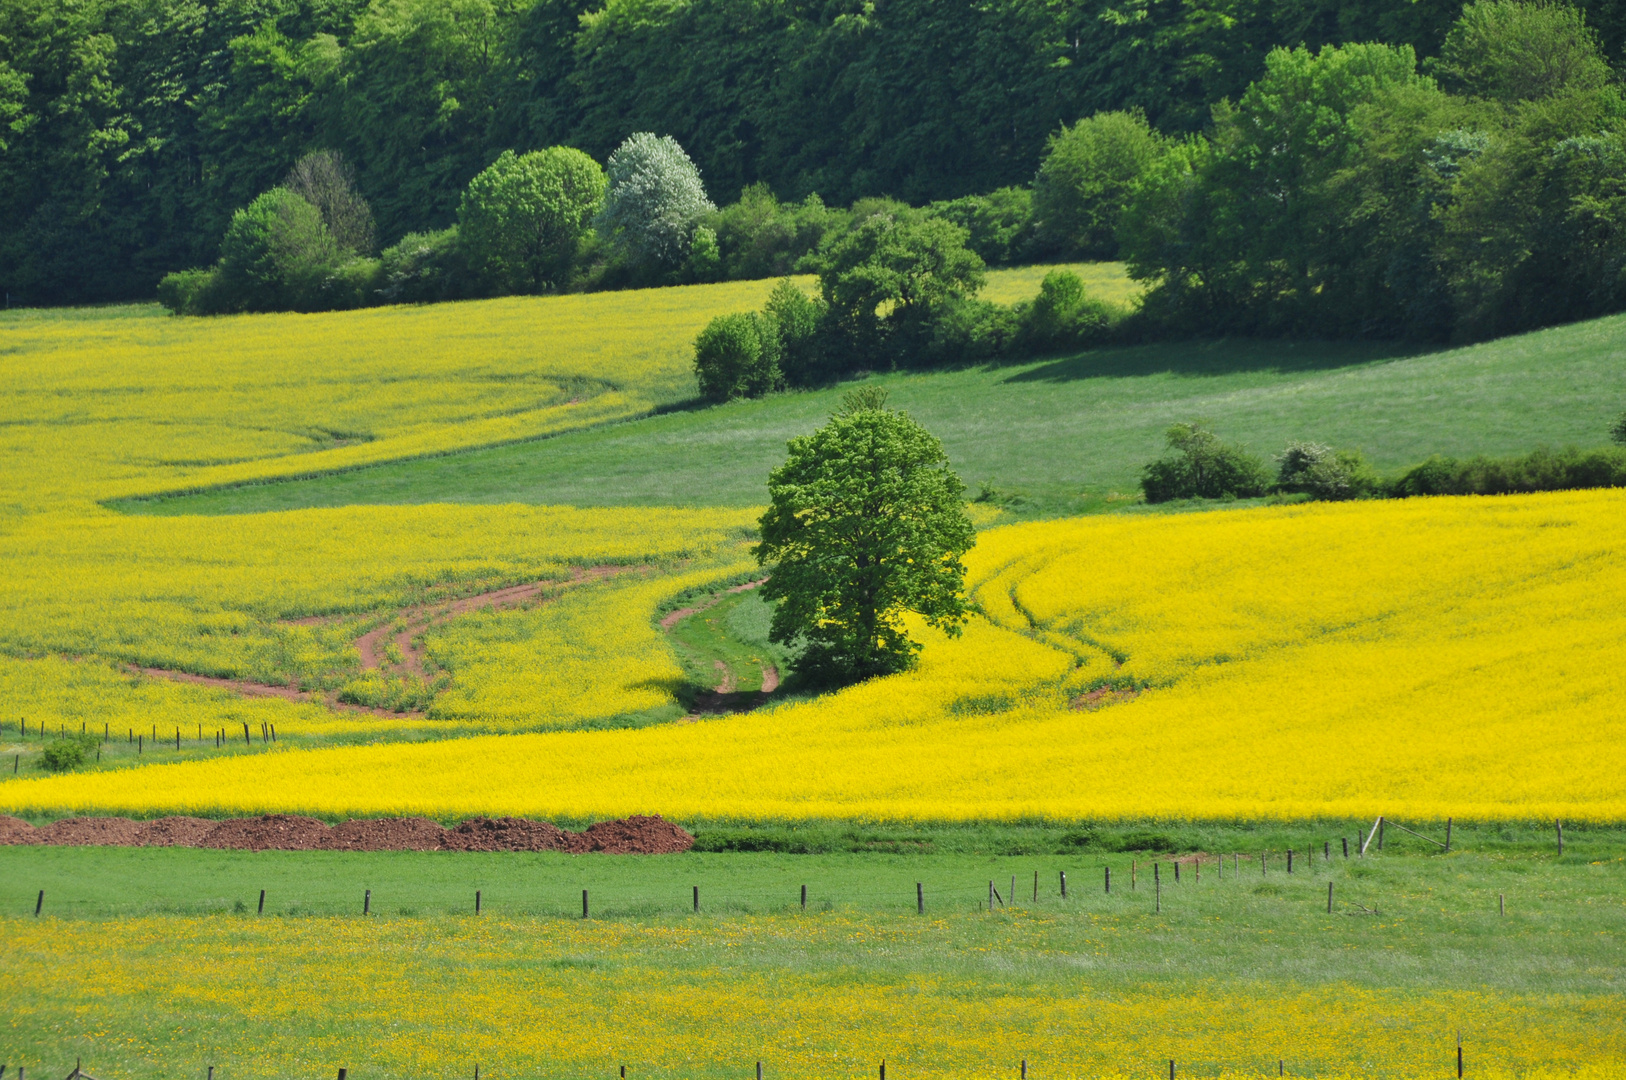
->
[199, 814, 334, 851]
[0, 812, 694, 854]
[35, 816, 146, 846]
[441, 816, 573, 852]
[0, 815, 39, 845]
[568, 815, 695, 854]
[137, 816, 221, 847]
[327, 816, 446, 851]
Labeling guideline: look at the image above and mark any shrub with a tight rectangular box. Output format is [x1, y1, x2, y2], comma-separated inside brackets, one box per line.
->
[1016, 269, 1116, 352]
[1611, 412, 1626, 445]
[684, 225, 723, 283]
[597, 132, 716, 268]
[711, 184, 845, 280]
[925, 187, 1034, 265]
[763, 279, 827, 386]
[1032, 110, 1164, 259]
[459, 147, 607, 294]
[1276, 441, 1381, 500]
[316, 257, 383, 310]
[1140, 422, 1271, 502]
[41, 732, 97, 772]
[157, 268, 220, 315]
[377, 227, 478, 304]
[1389, 446, 1626, 497]
[694, 312, 780, 401]
[808, 209, 985, 369]
[213, 187, 342, 312]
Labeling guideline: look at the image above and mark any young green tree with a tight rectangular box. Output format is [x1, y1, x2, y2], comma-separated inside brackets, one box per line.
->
[755, 389, 975, 683]
[460, 147, 607, 293]
[693, 311, 780, 401]
[1031, 110, 1164, 259]
[213, 187, 341, 312]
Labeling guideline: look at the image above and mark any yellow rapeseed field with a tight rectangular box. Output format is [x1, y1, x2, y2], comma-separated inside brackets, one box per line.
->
[6, 489, 1622, 821]
[0, 268, 1083, 744]
[5, 914, 1620, 1080]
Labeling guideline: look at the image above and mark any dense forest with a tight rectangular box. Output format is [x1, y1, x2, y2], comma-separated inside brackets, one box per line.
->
[9, 0, 1607, 305]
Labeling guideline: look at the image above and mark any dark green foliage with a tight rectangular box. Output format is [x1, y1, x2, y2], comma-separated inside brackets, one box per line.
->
[1122, 2, 1626, 343]
[1389, 446, 1626, 496]
[1, 0, 1507, 306]
[1123, 42, 1434, 337]
[693, 312, 781, 402]
[762, 279, 827, 386]
[756, 392, 974, 683]
[925, 187, 1034, 266]
[807, 208, 986, 369]
[1140, 422, 1271, 502]
[1612, 412, 1626, 444]
[376, 227, 479, 304]
[1031, 111, 1164, 259]
[1276, 442, 1382, 500]
[709, 184, 846, 280]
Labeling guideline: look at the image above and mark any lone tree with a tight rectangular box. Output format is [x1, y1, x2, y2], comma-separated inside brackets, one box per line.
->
[755, 388, 975, 683]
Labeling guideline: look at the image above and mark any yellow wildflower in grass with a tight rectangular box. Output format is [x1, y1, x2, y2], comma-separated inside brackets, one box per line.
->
[5, 489, 1624, 822]
[3, 913, 1620, 1079]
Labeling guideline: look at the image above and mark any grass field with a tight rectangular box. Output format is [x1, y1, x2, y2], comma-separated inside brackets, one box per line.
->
[2, 841, 1621, 1078]
[127, 314, 1626, 518]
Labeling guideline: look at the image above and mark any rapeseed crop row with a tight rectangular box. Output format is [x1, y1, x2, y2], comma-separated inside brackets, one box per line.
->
[7, 489, 1622, 821]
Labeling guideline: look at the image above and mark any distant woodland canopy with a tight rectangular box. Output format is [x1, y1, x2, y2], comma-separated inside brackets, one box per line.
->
[9, 0, 1605, 305]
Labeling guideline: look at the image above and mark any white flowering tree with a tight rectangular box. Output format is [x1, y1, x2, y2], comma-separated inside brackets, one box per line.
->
[596, 133, 716, 267]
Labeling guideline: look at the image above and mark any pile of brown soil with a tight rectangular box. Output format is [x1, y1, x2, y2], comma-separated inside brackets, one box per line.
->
[34, 817, 147, 846]
[327, 816, 446, 851]
[0, 813, 695, 853]
[440, 816, 572, 852]
[0, 815, 40, 844]
[136, 816, 219, 846]
[568, 815, 696, 854]
[197, 814, 334, 852]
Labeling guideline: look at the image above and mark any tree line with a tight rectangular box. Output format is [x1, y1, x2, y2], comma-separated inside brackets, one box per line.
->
[5, 0, 1585, 306]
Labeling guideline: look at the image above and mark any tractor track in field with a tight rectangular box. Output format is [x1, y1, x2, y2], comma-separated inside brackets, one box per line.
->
[131, 565, 638, 717]
[662, 577, 781, 721]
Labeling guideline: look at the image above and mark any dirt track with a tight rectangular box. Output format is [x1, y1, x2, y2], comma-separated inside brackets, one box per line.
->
[0, 813, 693, 853]
[135, 566, 635, 715]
